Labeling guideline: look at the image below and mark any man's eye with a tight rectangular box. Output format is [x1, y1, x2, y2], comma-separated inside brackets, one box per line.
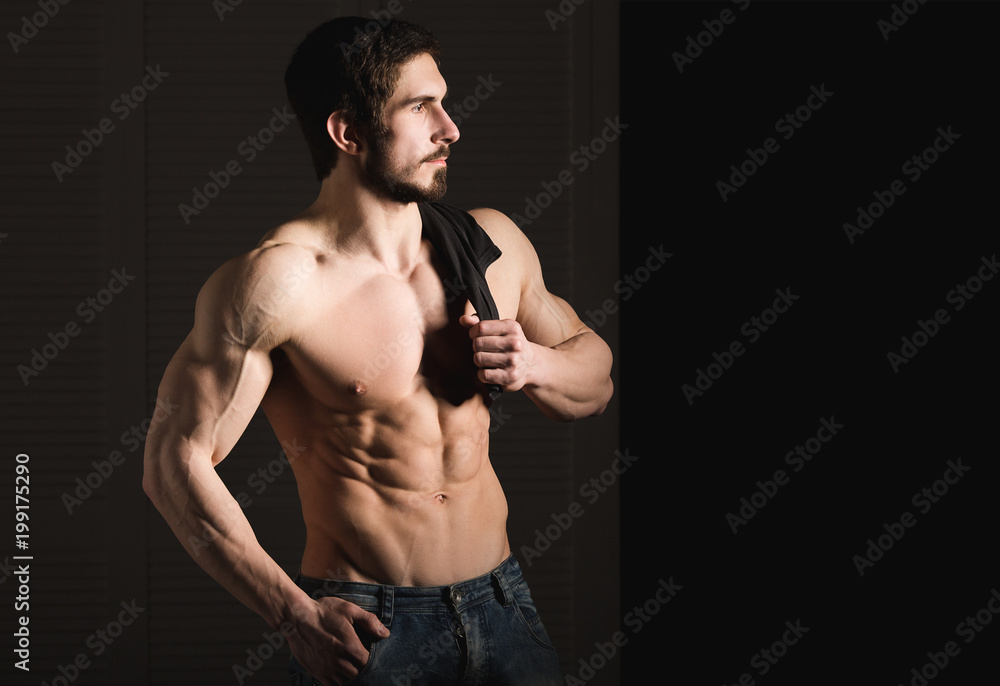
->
[413, 103, 425, 113]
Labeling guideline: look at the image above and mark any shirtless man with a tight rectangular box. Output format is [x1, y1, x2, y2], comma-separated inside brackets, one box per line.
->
[143, 17, 613, 686]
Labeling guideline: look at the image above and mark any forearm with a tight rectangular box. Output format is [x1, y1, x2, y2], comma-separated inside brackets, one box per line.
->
[523, 330, 614, 421]
[143, 447, 310, 630]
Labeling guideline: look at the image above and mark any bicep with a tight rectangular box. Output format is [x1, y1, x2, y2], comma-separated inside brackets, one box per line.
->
[505, 228, 592, 348]
[152, 333, 273, 468]
[470, 207, 592, 347]
[518, 279, 593, 348]
[146, 264, 277, 476]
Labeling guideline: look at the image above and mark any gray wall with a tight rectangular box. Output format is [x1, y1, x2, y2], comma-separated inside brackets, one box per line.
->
[0, 1, 620, 684]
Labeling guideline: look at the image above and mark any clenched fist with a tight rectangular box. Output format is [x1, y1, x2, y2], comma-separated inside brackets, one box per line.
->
[460, 314, 538, 392]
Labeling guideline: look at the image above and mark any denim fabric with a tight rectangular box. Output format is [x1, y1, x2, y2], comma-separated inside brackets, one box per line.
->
[288, 554, 564, 685]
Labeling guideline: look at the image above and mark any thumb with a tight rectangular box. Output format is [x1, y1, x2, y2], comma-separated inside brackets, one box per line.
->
[364, 612, 389, 638]
[360, 609, 390, 638]
[459, 313, 480, 329]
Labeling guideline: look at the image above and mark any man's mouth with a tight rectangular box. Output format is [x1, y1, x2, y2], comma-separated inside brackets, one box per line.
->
[423, 149, 450, 165]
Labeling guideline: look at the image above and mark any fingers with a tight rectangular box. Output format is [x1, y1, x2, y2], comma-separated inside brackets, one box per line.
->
[297, 598, 388, 683]
[356, 607, 390, 639]
[460, 318, 534, 391]
[473, 337, 523, 364]
[474, 359, 531, 388]
[464, 317, 520, 340]
[462, 315, 525, 337]
[469, 322, 525, 357]
[475, 340, 531, 388]
[323, 599, 388, 643]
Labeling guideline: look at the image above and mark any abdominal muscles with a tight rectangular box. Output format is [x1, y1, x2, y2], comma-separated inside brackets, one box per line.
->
[262, 363, 510, 586]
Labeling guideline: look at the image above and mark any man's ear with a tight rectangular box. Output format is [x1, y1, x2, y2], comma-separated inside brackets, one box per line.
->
[326, 110, 363, 156]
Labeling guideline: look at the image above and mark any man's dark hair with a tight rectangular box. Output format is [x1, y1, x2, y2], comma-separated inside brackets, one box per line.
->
[284, 17, 442, 182]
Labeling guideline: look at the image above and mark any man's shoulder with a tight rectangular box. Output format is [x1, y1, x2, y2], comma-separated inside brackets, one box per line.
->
[465, 207, 518, 240]
[195, 234, 321, 350]
[465, 207, 538, 267]
[205, 240, 318, 303]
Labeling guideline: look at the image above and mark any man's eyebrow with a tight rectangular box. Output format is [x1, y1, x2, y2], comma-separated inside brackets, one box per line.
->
[398, 90, 449, 107]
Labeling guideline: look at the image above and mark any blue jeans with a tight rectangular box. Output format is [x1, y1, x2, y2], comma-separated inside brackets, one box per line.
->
[288, 554, 564, 685]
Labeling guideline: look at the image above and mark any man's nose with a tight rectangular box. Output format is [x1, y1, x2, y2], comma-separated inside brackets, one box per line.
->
[434, 107, 460, 145]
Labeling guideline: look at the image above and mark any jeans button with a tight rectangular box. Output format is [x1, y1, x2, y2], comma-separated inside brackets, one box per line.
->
[451, 588, 463, 604]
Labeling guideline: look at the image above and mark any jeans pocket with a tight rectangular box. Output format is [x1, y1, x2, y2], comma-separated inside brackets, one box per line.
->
[340, 635, 381, 685]
[510, 580, 558, 650]
[287, 632, 383, 686]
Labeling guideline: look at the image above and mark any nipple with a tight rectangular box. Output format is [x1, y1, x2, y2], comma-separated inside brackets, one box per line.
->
[351, 381, 368, 397]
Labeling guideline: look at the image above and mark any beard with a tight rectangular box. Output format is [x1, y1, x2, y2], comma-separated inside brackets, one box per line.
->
[363, 134, 449, 204]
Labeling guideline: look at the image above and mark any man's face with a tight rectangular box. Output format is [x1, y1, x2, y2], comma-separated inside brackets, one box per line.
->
[362, 53, 460, 204]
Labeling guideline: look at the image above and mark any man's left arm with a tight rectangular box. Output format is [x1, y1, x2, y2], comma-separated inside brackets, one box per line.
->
[464, 208, 614, 421]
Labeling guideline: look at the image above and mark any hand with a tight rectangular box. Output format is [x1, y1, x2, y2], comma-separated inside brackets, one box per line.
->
[286, 596, 389, 686]
[460, 314, 538, 392]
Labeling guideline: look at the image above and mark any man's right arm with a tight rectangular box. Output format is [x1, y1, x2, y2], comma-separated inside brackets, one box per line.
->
[142, 248, 387, 685]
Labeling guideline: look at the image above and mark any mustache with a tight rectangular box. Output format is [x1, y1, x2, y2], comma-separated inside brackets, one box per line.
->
[421, 147, 450, 163]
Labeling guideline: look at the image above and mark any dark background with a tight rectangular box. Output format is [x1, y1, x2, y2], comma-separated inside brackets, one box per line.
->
[620, 1, 998, 684]
[1, 1, 997, 685]
[1, 1, 621, 683]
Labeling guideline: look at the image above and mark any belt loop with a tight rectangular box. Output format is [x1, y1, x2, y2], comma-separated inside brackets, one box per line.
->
[491, 569, 513, 608]
[381, 586, 394, 627]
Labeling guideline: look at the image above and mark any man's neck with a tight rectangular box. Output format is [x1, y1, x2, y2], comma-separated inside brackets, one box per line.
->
[300, 176, 425, 275]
